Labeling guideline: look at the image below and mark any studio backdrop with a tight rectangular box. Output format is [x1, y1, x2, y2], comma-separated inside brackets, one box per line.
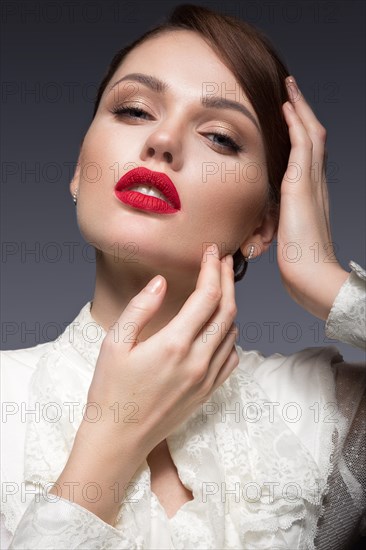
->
[1, 0, 365, 363]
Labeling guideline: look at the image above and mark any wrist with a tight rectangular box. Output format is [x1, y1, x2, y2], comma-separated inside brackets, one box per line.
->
[75, 416, 148, 463]
[48, 420, 148, 525]
[296, 266, 350, 321]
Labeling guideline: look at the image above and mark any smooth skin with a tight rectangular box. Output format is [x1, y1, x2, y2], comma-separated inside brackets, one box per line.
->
[50, 31, 350, 525]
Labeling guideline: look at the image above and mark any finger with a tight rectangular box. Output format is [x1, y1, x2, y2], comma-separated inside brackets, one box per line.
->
[282, 100, 313, 192]
[104, 274, 166, 352]
[285, 77, 331, 234]
[282, 100, 331, 235]
[159, 242, 223, 345]
[195, 253, 237, 356]
[211, 345, 240, 393]
[201, 322, 238, 389]
[286, 76, 327, 169]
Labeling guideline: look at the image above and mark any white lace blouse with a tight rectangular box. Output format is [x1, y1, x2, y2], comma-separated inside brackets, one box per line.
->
[1, 261, 365, 550]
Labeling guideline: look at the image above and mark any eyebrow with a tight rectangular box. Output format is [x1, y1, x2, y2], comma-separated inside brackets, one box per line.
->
[108, 72, 260, 132]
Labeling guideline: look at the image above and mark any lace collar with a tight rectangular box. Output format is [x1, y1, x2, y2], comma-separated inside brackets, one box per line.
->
[61, 301, 107, 368]
[23, 302, 107, 486]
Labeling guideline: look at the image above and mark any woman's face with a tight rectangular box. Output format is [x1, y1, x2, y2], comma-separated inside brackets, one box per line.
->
[72, 30, 273, 277]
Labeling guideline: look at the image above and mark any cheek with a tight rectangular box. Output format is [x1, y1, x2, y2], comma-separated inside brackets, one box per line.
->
[81, 125, 150, 190]
[73, 139, 117, 247]
[77, 131, 125, 210]
[185, 164, 268, 242]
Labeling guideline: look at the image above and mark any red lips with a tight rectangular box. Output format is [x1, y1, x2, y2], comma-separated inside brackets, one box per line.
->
[114, 167, 181, 214]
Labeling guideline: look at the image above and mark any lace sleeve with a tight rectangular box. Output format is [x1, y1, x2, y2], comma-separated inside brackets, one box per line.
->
[7, 496, 136, 549]
[325, 261, 366, 350]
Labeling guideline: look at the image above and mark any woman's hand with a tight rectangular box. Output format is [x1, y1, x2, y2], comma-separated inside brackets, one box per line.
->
[276, 76, 349, 320]
[52, 245, 238, 524]
[82, 244, 239, 458]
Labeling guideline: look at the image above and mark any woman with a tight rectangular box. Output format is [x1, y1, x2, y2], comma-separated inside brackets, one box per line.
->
[1, 3, 365, 549]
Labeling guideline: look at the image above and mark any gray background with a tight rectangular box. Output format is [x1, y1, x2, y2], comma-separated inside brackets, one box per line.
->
[1, 0, 365, 363]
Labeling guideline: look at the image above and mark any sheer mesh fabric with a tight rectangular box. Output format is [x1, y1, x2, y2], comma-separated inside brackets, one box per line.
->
[315, 363, 366, 549]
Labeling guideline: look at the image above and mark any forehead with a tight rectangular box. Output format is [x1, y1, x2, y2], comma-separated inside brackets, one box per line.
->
[109, 30, 254, 111]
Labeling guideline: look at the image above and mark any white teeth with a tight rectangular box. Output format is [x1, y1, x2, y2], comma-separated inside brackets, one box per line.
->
[137, 185, 149, 194]
[128, 184, 171, 204]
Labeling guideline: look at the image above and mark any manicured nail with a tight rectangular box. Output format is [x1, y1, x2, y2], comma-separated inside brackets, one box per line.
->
[286, 76, 300, 102]
[206, 243, 218, 255]
[145, 275, 164, 294]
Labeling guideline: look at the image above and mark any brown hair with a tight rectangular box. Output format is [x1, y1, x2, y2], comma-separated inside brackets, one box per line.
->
[90, 3, 291, 282]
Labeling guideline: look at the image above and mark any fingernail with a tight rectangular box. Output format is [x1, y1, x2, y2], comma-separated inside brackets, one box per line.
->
[145, 275, 164, 294]
[205, 243, 218, 255]
[286, 76, 300, 102]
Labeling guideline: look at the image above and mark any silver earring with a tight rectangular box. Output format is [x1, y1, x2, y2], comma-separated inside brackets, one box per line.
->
[244, 245, 255, 261]
[72, 189, 78, 206]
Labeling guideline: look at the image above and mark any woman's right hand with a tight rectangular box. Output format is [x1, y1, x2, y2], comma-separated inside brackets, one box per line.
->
[81, 243, 239, 459]
[50, 243, 239, 524]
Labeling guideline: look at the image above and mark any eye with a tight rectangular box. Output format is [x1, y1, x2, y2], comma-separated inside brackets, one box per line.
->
[110, 105, 152, 120]
[204, 132, 244, 154]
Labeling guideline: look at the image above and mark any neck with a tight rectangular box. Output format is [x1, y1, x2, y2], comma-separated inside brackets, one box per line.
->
[89, 252, 199, 342]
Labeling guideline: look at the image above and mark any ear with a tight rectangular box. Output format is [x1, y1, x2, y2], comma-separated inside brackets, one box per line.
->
[240, 208, 277, 260]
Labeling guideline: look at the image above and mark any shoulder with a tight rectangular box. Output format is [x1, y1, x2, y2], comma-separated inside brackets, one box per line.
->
[1, 342, 54, 400]
[1, 341, 53, 369]
[234, 342, 366, 410]
[235, 343, 355, 397]
[0, 342, 55, 480]
[233, 343, 366, 461]
[0, 343, 56, 539]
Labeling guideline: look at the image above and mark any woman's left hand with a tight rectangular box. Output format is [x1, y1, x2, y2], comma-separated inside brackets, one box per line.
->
[276, 76, 349, 321]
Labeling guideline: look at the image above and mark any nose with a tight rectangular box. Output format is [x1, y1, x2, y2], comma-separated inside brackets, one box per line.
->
[140, 122, 183, 171]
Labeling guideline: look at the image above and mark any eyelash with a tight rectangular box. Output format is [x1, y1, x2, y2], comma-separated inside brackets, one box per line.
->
[110, 105, 244, 153]
[111, 105, 150, 120]
[210, 132, 243, 153]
